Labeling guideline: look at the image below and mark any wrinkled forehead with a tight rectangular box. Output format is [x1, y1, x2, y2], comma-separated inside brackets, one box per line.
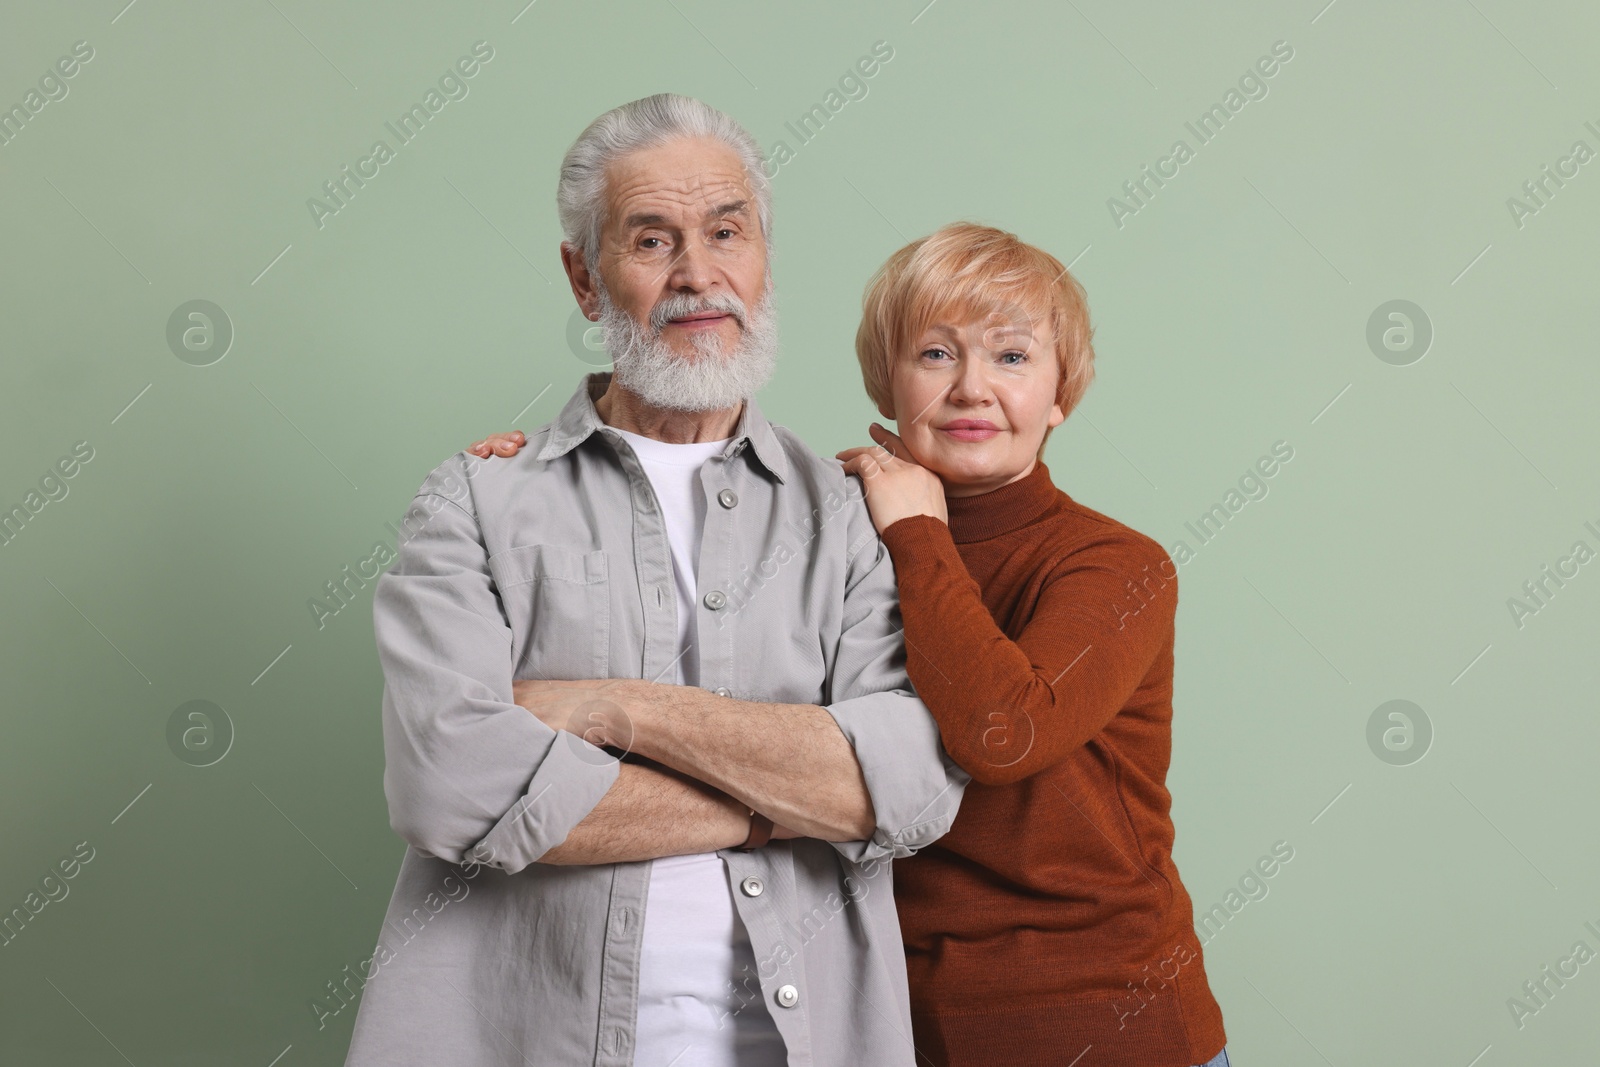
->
[603, 139, 755, 228]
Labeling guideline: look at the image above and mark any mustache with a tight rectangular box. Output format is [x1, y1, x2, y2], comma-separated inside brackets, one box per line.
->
[648, 291, 749, 333]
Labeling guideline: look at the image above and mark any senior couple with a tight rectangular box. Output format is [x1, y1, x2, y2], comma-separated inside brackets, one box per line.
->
[345, 94, 1228, 1067]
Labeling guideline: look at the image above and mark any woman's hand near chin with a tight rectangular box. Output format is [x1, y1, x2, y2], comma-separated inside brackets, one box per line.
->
[467, 430, 527, 459]
[836, 422, 949, 536]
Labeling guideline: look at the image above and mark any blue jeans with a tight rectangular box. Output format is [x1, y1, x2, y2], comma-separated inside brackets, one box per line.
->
[1194, 1048, 1230, 1067]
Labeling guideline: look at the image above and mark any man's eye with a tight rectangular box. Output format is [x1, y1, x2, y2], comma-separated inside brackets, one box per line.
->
[639, 237, 664, 249]
[714, 228, 735, 239]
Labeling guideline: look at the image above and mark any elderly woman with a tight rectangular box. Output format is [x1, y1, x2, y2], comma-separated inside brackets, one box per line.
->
[472, 223, 1228, 1067]
[834, 223, 1227, 1067]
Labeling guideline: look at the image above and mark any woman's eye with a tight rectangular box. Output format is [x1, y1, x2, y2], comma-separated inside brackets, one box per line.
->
[1000, 350, 1029, 365]
[920, 348, 951, 361]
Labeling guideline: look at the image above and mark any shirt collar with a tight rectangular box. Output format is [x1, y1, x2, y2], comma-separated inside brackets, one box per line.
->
[535, 371, 791, 484]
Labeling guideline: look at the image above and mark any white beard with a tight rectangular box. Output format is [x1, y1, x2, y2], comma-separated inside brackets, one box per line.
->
[596, 282, 778, 413]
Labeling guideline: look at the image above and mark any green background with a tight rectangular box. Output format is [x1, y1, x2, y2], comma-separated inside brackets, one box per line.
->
[3, 0, 1597, 1063]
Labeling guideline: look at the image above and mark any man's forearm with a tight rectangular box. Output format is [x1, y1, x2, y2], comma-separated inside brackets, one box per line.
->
[631, 687, 876, 842]
[539, 758, 752, 865]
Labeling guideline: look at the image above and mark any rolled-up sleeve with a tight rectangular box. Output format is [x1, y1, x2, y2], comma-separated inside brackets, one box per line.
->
[372, 458, 619, 874]
[821, 491, 970, 866]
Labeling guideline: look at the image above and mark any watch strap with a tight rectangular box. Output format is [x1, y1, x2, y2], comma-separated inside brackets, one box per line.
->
[737, 811, 774, 851]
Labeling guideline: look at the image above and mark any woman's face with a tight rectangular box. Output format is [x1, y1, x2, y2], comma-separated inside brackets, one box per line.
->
[887, 306, 1066, 497]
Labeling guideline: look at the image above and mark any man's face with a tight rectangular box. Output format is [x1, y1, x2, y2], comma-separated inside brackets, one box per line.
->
[584, 135, 770, 360]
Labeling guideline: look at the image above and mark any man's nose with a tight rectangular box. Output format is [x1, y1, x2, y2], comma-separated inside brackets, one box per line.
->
[665, 237, 716, 292]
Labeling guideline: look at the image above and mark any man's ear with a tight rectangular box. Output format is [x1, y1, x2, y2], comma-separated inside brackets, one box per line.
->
[561, 242, 601, 321]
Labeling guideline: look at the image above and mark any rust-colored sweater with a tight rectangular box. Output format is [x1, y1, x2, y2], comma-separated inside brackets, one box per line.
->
[879, 460, 1226, 1067]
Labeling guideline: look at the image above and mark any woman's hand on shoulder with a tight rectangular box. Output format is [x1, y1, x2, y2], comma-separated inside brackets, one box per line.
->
[836, 422, 948, 536]
[468, 430, 527, 459]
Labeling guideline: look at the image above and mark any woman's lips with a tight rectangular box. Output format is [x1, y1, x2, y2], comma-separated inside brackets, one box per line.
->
[938, 425, 1000, 441]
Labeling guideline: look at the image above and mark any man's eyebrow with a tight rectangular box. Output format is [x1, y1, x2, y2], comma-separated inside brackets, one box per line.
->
[622, 211, 670, 230]
[619, 200, 749, 232]
[706, 198, 750, 220]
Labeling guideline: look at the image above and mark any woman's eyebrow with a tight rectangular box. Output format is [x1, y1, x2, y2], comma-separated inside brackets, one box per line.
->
[989, 329, 1035, 344]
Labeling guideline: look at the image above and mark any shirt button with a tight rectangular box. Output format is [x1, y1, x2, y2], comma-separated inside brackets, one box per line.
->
[718, 488, 739, 508]
[713, 687, 732, 698]
[775, 984, 800, 1008]
[740, 876, 764, 897]
[703, 590, 727, 610]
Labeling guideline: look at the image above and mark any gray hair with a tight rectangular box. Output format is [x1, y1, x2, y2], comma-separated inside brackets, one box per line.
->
[557, 93, 772, 269]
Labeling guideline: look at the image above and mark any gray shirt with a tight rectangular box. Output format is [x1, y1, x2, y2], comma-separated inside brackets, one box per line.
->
[344, 372, 969, 1067]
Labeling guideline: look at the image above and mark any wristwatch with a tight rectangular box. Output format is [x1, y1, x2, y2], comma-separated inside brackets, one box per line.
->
[737, 810, 774, 851]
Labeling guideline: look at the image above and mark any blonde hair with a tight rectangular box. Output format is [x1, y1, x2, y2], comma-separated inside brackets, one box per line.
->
[854, 222, 1096, 452]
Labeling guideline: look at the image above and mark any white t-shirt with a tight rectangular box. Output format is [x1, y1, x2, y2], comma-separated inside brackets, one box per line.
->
[609, 427, 786, 1067]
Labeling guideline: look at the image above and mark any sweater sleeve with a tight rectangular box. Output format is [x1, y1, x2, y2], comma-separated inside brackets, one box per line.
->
[877, 513, 1176, 786]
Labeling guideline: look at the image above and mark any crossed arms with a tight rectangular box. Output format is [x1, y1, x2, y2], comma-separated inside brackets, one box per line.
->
[372, 467, 967, 875]
[520, 679, 879, 864]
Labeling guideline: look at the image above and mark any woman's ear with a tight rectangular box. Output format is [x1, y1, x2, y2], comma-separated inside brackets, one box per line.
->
[1048, 402, 1066, 429]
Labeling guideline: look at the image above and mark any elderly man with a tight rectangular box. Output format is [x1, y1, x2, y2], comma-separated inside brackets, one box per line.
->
[343, 94, 968, 1067]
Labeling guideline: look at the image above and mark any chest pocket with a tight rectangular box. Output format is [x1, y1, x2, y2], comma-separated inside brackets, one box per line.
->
[487, 544, 610, 680]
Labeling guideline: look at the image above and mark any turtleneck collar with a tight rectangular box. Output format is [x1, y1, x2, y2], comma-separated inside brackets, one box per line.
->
[943, 460, 1061, 544]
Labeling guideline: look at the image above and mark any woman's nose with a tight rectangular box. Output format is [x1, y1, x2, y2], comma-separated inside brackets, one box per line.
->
[949, 360, 993, 404]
